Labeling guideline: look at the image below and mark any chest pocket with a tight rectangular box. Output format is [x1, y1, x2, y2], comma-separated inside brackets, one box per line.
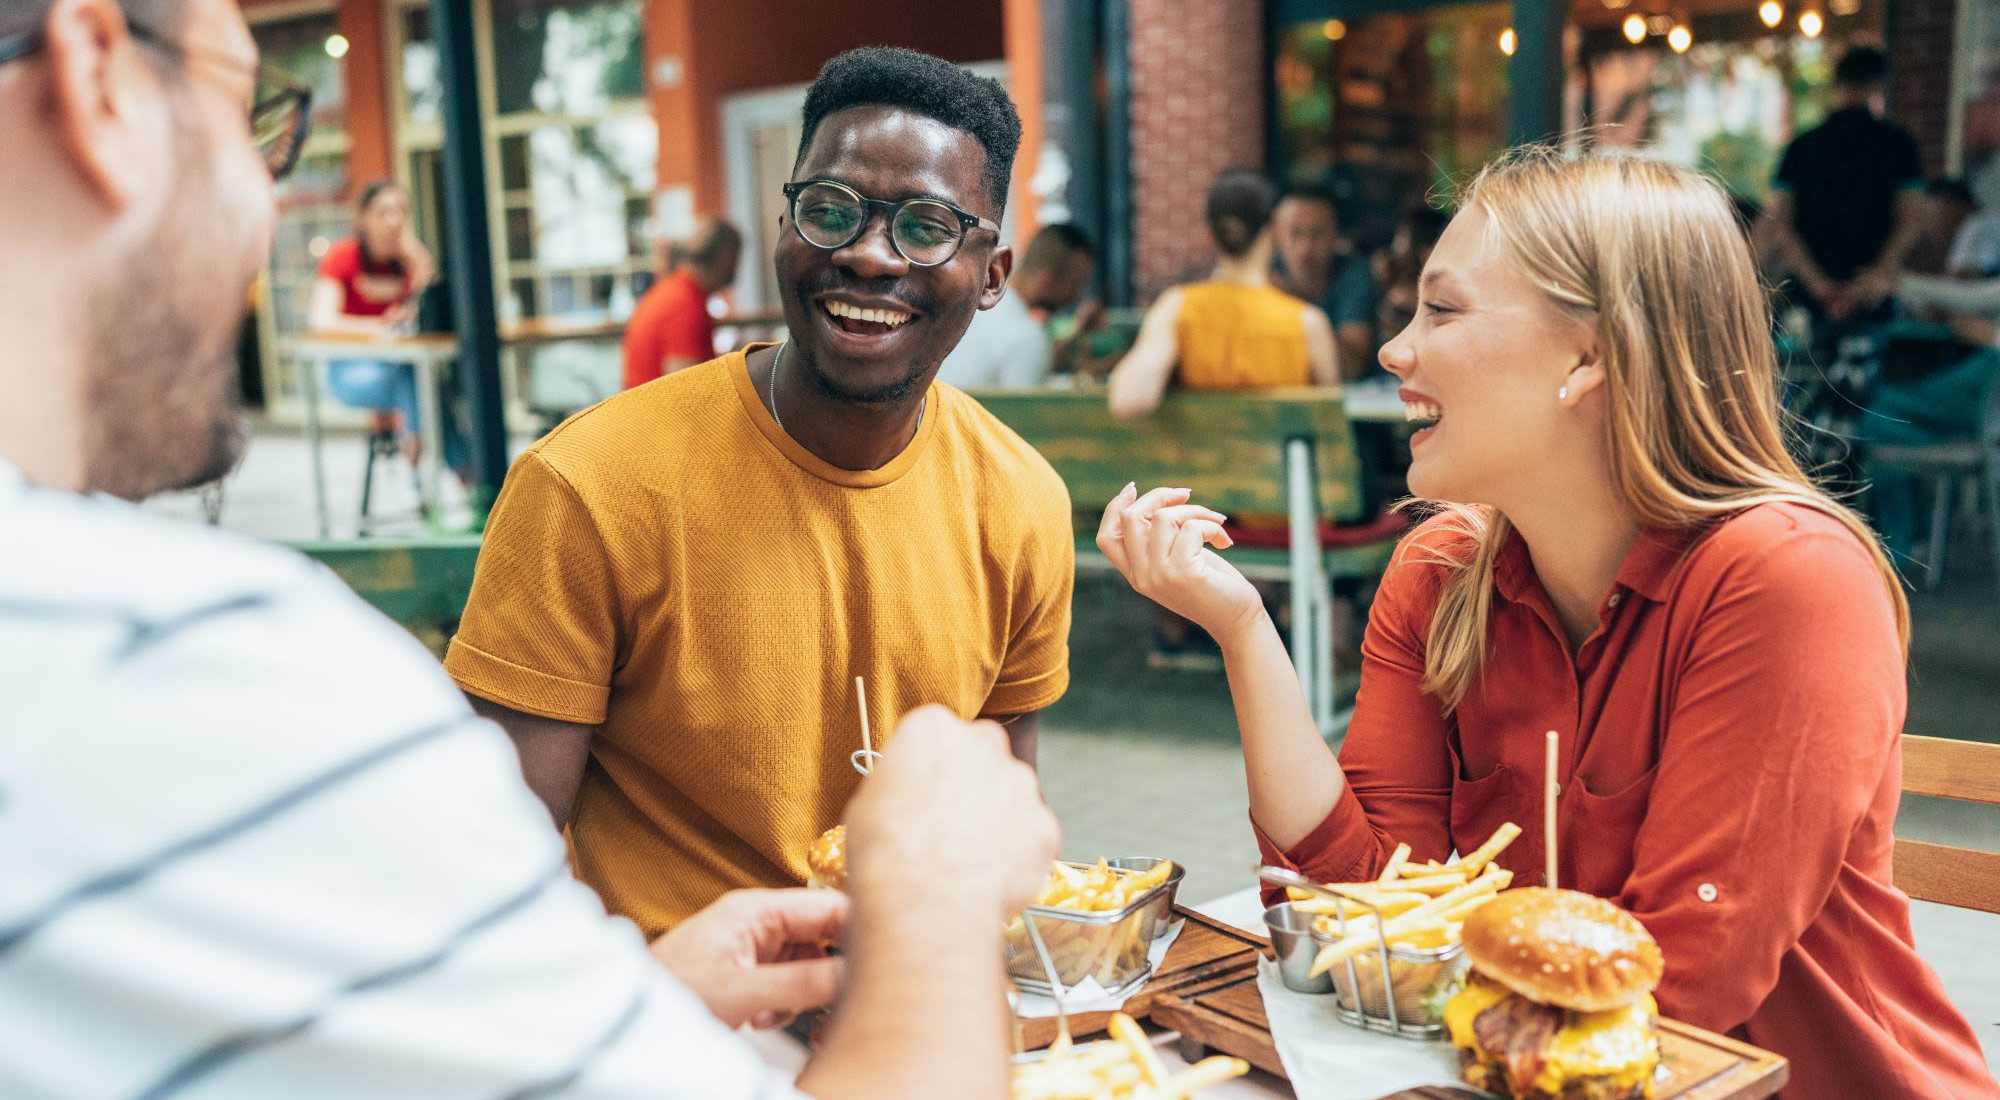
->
[1562, 766, 1660, 895]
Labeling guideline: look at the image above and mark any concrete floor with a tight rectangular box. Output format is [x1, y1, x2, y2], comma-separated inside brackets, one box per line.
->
[148, 425, 2000, 1075]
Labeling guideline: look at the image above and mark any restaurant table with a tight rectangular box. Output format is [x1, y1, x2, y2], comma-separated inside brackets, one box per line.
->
[281, 332, 460, 539]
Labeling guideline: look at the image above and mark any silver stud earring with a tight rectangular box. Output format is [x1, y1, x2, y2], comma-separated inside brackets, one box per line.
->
[1558, 385, 1570, 402]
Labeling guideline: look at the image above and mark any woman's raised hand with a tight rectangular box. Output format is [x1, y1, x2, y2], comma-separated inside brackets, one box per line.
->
[1095, 484, 1265, 645]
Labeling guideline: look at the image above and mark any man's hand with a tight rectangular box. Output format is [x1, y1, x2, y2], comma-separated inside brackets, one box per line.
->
[1850, 266, 1899, 310]
[1096, 484, 1264, 648]
[844, 706, 1058, 921]
[649, 888, 848, 1030]
[1949, 314, 1999, 347]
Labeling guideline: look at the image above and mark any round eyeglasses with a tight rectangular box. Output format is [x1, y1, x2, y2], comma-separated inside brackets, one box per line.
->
[783, 179, 1000, 267]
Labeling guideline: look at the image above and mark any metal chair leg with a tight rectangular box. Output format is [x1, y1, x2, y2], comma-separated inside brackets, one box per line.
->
[1926, 473, 1954, 590]
[1286, 439, 1317, 719]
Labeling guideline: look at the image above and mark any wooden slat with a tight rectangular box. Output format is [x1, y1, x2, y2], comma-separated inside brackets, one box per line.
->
[1894, 838, 2000, 914]
[1901, 735, 2000, 805]
[968, 388, 1365, 522]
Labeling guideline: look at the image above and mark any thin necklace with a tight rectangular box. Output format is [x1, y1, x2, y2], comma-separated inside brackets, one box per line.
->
[766, 340, 923, 437]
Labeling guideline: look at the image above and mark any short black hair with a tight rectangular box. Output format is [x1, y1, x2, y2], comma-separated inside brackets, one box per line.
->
[796, 47, 1022, 215]
[1206, 169, 1279, 258]
[1834, 45, 1890, 88]
[1278, 182, 1339, 213]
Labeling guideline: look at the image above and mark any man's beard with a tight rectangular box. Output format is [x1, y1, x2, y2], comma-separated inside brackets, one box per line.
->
[80, 169, 253, 501]
[795, 347, 932, 406]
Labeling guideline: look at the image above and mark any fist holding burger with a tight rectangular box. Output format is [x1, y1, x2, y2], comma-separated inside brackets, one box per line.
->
[1444, 888, 1665, 1099]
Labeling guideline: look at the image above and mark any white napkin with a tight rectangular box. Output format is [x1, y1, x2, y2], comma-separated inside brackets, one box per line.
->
[1012, 919, 1185, 1019]
[1255, 957, 1471, 1099]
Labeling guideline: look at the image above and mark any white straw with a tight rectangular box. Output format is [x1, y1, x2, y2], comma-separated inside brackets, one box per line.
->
[856, 676, 873, 761]
[1544, 730, 1560, 890]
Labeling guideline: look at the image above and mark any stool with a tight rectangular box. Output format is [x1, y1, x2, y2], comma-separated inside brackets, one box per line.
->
[357, 420, 420, 536]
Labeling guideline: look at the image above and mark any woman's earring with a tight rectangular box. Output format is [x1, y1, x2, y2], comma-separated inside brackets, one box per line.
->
[1557, 385, 1570, 402]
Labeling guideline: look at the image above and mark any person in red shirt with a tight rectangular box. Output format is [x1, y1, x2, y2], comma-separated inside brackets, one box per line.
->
[622, 218, 741, 389]
[1097, 151, 1997, 1099]
[307, 181, 463, 473]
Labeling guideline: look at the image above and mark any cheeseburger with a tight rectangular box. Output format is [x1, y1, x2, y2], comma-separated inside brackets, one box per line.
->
[807, 825, 846, 891]
[1443, 888, 1664, 1099]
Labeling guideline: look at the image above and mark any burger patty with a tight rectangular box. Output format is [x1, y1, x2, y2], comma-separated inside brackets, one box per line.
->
[1464, 999, 1648, 1100]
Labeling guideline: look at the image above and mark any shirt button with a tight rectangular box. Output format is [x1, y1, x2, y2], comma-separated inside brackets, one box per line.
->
[1607, 592, 1623, 608]
[1697, 882, 1719, 903]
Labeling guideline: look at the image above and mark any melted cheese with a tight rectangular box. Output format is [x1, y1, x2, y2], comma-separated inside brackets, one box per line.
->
[1443, 978, 1662, 1098]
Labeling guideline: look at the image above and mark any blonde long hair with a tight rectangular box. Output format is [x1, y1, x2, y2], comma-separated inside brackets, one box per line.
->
[1408, 150, 1910, 710]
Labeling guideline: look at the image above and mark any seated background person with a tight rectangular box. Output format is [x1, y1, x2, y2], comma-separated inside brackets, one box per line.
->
[937, 221, 1095, 388]
[306, 180, 465, 476]
[622, 217, 741, 389]
[1106, 169, 1338, 420]
[0, 3, 1061, 1097]
[1270, 182, 1376, 380]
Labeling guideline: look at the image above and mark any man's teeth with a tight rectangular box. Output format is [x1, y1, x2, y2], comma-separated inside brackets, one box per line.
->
[825, 300, 913, 328]
[1403, 400, 1443, 424]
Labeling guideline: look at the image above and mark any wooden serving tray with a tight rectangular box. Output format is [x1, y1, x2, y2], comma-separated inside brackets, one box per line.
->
[1148, 950, 1789, 1100]
[1019, 907, 1268, 1051]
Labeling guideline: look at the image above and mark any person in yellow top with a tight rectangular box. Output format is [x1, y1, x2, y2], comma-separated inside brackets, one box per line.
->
[1108, 169, 1340, 418]
[443, 47, 1075, 936]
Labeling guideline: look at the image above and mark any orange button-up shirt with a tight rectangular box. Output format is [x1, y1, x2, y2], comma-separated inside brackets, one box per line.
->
[1259, 504, 1996, 1099]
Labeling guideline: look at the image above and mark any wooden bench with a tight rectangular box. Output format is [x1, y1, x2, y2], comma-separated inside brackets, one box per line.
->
[967, 387, 1404, 734]
[1896, 734, 2000, 914]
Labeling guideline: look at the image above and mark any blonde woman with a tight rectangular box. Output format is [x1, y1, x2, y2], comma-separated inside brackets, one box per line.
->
[1098, 153, 1996, 1098]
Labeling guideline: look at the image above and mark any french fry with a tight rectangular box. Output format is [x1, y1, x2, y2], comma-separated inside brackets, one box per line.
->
[1159, 1057, 1253, 1099]
[1377, 842, 1413, 883]
[1380, 871, 1469, 894]
[1013, 1014, 1248, 1099]
[1108, 1012, 1169, 1088]
[1291, 889, 1427, 919]
[1310, 865, 1513, 976]
[1458, 822, 1522, 877]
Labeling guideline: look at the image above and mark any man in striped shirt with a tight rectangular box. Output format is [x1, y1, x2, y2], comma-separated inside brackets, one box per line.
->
[0, 3, 1060, 1098]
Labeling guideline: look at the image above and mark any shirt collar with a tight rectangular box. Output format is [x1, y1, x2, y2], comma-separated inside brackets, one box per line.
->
[1493, 521, 1703, 606]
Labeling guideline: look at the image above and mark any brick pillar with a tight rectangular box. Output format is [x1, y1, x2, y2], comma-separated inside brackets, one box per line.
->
[1889, 0, 1955, 175]
[1127, 0, 1266, 302]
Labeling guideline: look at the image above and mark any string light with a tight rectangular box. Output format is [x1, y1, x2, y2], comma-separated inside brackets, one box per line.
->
[1799, 9, 1824, 36]
[1322, 18, 1347, 41]
[1622, 13, 1648, 42]
[1647, 14, 1675, 34]
[1758, 0, 1784, 27]
[1500, 27, 1518, 55]
[1829, 0, 1859, 14]
[1668, 23, 1693, 50]
[324, 33, 349, 59]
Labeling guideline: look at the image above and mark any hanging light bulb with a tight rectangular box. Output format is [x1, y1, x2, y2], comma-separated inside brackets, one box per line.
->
[1647, 14, 1675, 34]
[324, 33, 350, 60]
[1799, 9, 1824, 36]
[1758, 0, 1784, 27]
[1668, 23, 1693, 50]
[1499, 27, 1518, 55]
[1829, 0, 1860, 14]
[1623, 12, 1648, 42]
[1322, 18, 1347, 41]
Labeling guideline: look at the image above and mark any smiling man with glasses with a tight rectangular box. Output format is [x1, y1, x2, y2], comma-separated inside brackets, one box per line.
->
[0, 5, 1064, 1099]
[447, 46, 1077, 940]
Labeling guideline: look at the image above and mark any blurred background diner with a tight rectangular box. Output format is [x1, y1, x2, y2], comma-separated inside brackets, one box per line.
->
[138, 0, 1996, 1077]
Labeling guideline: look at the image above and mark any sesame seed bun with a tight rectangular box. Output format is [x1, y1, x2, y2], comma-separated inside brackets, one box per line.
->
[807, 825, 846, 891]
[1460, 888, 1663, 1013]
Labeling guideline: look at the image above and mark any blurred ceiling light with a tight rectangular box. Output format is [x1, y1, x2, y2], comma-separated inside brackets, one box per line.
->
[1758, 0, 1784, 27]
[1499, 27, 1518, 55]
[1322, 18, 1347, 40]
[1829, 0, 1860, 14]
[1668, 23, 1693, 50]
[1601, 0, 1631, 8]
[324, 33, 349, 60]
[1799, 9, 1824, 35]
[1647, 14, 1674, 34]
[1622, 13, 1649, 42]
[308, 236, 331, 259]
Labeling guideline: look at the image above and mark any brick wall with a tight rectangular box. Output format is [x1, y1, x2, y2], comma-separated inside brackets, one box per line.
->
[1128, 0, 1266, 301]
[1889, 0, 1956, 175]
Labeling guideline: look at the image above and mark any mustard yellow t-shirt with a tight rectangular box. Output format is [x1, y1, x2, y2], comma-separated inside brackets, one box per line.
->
[444, 348, 1073, 934]
[1174, 281, 1312, 390]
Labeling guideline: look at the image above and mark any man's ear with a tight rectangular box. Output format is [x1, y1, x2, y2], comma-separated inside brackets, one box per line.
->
[978, 244, 1013, 310]
[43, 0, 156, 210]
